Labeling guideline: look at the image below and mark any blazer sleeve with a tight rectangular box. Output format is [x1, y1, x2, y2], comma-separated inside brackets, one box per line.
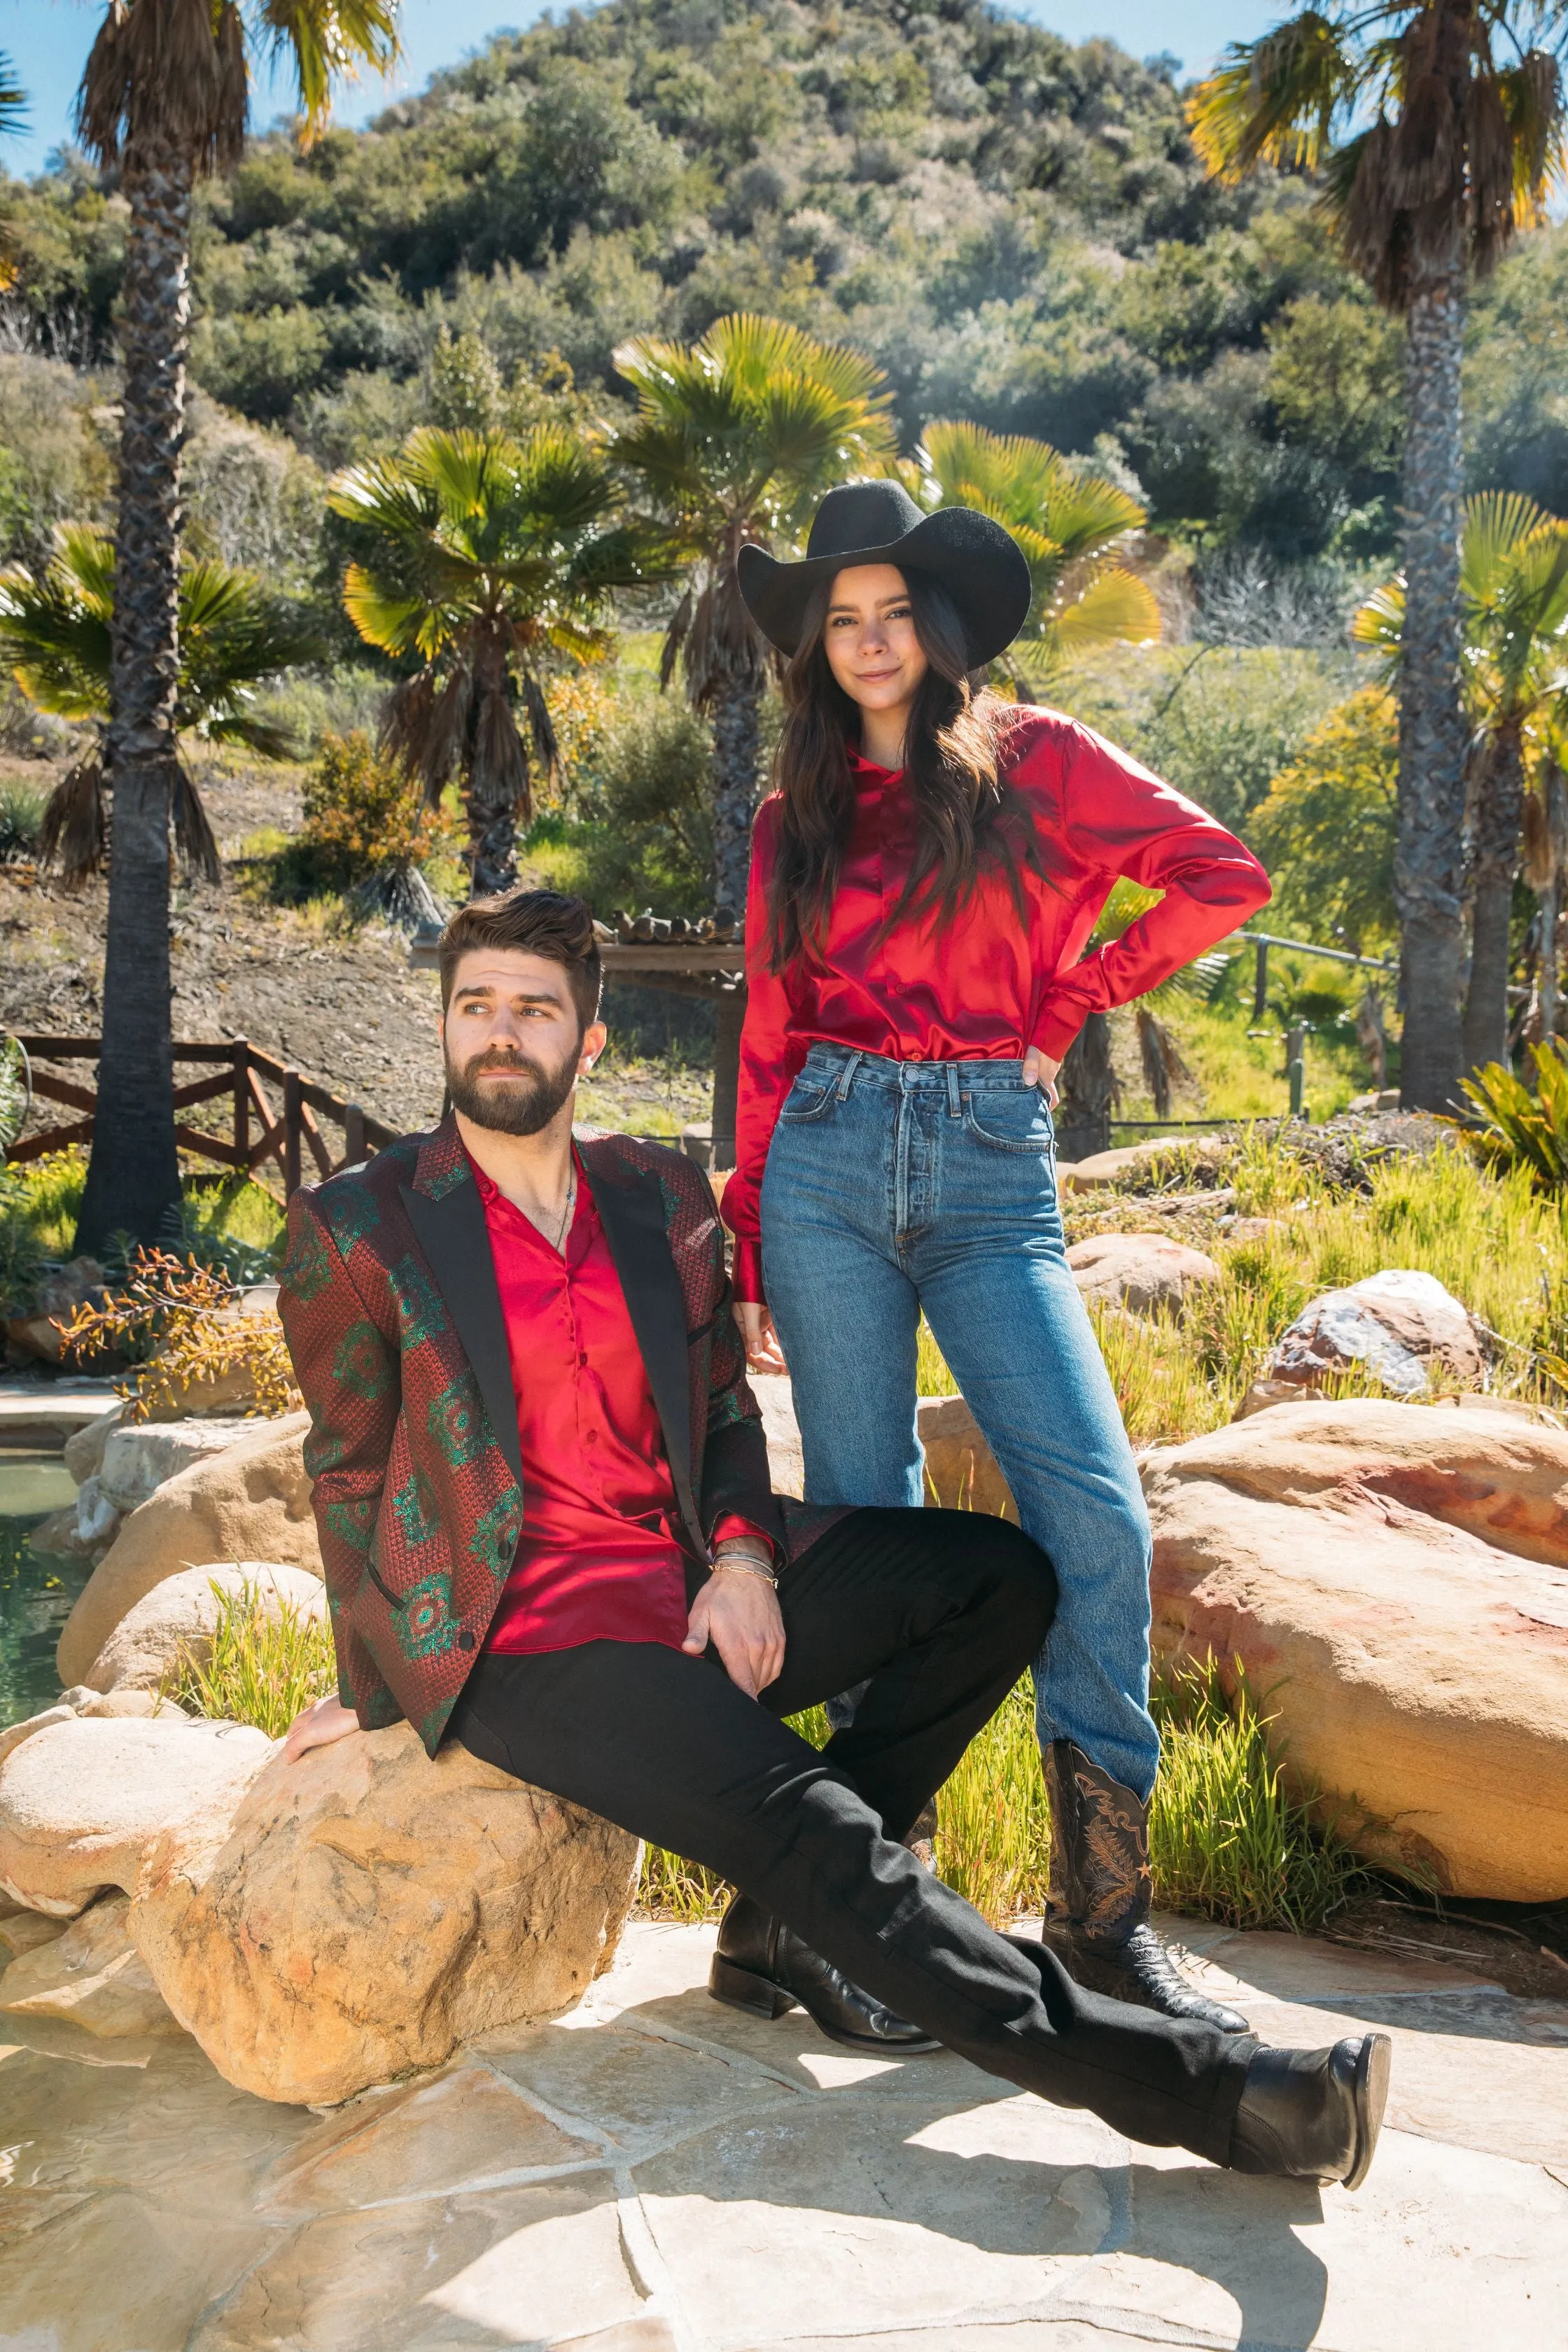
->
[277, 1189, 404, 1727]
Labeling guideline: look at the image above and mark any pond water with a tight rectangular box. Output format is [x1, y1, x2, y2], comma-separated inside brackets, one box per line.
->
[0, 1455, 89, 1729]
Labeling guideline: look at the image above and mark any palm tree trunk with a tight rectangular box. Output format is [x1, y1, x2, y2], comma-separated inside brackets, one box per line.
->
[1463, 723, 1524, 1074]
[1394, 232, 1470, 1114]
[75, 131, 192, 1256]
[709, 671, 764, 920]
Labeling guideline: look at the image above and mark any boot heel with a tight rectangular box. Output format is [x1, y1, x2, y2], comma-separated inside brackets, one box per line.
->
[709, 1956, 794, 2019]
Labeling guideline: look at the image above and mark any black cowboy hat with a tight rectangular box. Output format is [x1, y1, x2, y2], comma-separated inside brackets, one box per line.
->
[737, 479, 1032, 668]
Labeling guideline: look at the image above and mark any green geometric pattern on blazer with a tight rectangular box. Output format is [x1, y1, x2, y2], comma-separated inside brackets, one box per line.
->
[279, 1115, 844, 1756]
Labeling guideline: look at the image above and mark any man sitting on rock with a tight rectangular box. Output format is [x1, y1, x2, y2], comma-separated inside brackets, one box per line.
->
[278, 883, 1389, 2190]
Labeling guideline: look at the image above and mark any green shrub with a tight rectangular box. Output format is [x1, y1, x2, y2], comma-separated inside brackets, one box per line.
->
[0, 780, 46, 861]
[163, 1577, 336, 1739]
[1459, 1041, 1568, 1189]
[271, 730, 456, 904]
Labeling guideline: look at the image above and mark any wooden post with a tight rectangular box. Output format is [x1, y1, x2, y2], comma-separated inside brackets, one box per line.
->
[232, 1040, 249, 1168]
[1287, 1023, 1307, 1118]
[284, 1068, 303, 1198]
[1253, 939, 1270, 1023]
[710, 990, 744, 1170]
[343, 1102, 365, 1168]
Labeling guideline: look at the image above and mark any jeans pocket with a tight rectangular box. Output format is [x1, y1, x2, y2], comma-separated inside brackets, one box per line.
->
[777, 1076, 839, 1124]
[962, 1088, 1056, 1154]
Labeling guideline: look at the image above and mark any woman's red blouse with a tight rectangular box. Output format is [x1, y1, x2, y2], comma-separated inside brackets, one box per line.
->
[722, 706, 1271, 1304]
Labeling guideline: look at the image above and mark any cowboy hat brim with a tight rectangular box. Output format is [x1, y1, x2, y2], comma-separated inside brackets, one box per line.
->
[737, 504, 1033, 669]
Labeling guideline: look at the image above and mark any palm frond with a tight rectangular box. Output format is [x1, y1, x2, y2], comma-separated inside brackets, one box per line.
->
[0, 51, 27, 142]
[1041, 567, 1162, 657]
[251, 0, 398, 143]
[38, 752, 106, 888]
[1187, 13, 1359, 182]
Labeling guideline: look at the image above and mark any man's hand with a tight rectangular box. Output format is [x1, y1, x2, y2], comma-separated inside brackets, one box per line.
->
[1021, 1047, 1061, 1107]
[682, 1569, 785, 1698]
[283, 1693, 361, 1763]
[734, 1299, 788, 1374]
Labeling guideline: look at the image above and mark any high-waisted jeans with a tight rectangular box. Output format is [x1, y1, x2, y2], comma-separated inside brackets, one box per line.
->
[760, 1040, 1161, 1798]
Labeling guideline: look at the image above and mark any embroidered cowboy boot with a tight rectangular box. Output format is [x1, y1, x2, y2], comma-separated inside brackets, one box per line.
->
[1040, 1739, 1247, 2033]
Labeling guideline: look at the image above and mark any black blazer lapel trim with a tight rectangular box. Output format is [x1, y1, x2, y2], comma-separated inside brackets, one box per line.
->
[400, 1181, 524, 1490]
[591, 1164, 698, 1527]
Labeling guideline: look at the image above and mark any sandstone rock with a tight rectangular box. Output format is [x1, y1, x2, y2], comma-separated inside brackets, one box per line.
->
[0, 1908, 66, 1961]
[0, 1891, 180, 2038]
[1065, 1231, 1221, 1317]
[131, 1722, 642, 2105]
[1143, 1398, 1568, 1900]
[753, 1373, 804, 1499]
[56, 1410, 317, 1688]
[1270, 1268, 1484, 1398]
[96, 1418, 261, 1513]
[62, 1404, 125, 1486]
[3, 1256, 106, 1363]
[85, 1562, 327, 1693]
[1058, 1142, 1170, 1193]
[29, 1470, 122, 1565]
[0, 1714, 272, 1917]
[0, 1704, 76, 1772]
[917, 1394, 1016, 1517]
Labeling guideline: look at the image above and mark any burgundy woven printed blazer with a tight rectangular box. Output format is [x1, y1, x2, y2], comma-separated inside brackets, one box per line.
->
[279, 1116, 840, 1756]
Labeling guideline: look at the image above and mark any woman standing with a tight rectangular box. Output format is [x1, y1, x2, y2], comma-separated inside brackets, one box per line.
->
[722, 479, 1271, 2032]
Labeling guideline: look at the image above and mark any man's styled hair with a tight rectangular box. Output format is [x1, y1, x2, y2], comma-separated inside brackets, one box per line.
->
[438, 887, 603, 1027]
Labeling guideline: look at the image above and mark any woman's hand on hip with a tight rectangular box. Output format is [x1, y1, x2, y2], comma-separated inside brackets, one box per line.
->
[1022, 1047, 1060, 1107]
[734, 1298, 788, 1373]
[682, 1569, 785, 1697]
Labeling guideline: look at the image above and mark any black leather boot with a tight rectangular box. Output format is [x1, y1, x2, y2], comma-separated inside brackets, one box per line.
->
[1040, 1739, 1248, 2035]
[709, 1893, 940, 2053]
[1231, 2033, 1391, 2188]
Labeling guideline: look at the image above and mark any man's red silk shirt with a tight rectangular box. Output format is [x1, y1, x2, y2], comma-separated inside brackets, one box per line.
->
[472, 1156, 765, 1653]
[722, 708, 1270, 1304]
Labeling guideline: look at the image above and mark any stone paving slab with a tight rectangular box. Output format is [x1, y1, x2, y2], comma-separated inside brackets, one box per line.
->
[1, 1915, 1565, 2350]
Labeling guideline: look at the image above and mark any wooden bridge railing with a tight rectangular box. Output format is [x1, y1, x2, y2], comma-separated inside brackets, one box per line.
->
[5, 1036, 397, 1194]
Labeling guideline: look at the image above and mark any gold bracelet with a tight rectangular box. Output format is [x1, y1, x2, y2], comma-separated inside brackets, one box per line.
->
[711, 1556, 777, 1586]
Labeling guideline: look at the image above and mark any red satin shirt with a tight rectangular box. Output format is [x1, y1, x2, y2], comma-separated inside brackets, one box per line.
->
[472, 1156, 762, 1654]
[722, 707, 1270, 1303]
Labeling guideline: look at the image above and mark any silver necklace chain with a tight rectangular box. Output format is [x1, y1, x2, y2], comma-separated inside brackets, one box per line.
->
[549, 1164, 577, 1254]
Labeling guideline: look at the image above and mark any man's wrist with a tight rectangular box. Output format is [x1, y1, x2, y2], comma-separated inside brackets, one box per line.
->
[711, 1537, 777, 1585]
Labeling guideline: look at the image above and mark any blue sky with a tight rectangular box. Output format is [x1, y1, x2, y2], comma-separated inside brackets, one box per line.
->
[2, 0, 1283, 178]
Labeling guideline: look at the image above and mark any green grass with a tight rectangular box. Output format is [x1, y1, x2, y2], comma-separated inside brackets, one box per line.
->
[0, 1152, 286, 1314]
[162, 1576, 336, 1740]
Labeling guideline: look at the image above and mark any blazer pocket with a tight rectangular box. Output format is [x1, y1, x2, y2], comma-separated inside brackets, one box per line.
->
[363, 1553, 407, 1610]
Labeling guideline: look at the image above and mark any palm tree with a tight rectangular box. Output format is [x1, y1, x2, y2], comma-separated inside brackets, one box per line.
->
[69, 0, 398, 1255]
[917, 421, 1159, 687]
[0, 522, 321, 886]
[1354, 491, 1568, 1070]
[1189, 3, 1568, 1113]
[612, 314, 898, 920]
[328, 424, 661, 897]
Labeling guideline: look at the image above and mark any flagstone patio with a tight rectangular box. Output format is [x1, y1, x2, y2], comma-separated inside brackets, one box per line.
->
[2, 1910, 1565, 2351]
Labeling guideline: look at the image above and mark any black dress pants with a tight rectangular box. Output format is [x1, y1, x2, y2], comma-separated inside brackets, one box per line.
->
[450, 1506, 1254, 2165]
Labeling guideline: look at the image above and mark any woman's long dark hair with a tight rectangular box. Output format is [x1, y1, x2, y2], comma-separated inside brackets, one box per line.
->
[764, 569, 1031, 970]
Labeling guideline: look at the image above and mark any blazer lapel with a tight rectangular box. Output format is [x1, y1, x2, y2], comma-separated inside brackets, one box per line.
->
[401, 1175, 523, 1491]
[589, 1156, 696, 1522]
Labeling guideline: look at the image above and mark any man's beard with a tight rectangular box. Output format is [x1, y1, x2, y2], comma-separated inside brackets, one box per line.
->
[445, 1042, 579, 1137]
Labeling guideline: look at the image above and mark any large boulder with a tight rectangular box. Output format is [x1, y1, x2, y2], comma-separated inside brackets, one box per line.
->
[131, 1723, 642, 2106]
[1065, 1232, 1221, 1317]
[0, 1714, 272, 1917]
[752, 1372, 804, 1499]
[1268, 1268, 1484, 1397]
[85, 1561, 328, 1693]
[55, 1410, 318, 1688]
[918, 1395, 1016, 1517]
[1142, 1399, 1568, 1900]
[96, 1417, 262, 1513]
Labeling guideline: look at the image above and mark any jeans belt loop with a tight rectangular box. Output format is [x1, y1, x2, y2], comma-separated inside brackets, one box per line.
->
[835, 1050, 862, 1102]
[946, 1063, 961, 1118]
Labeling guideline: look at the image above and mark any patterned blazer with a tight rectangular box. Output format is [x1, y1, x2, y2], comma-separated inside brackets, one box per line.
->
[279, 1116, 840, 1756]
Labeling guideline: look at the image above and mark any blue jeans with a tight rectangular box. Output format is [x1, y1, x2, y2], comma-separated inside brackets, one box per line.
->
[760, 1042, 1161, 1800]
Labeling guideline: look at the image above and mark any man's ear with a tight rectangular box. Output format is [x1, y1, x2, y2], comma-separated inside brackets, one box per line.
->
[580, 1019, 609, 1073]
